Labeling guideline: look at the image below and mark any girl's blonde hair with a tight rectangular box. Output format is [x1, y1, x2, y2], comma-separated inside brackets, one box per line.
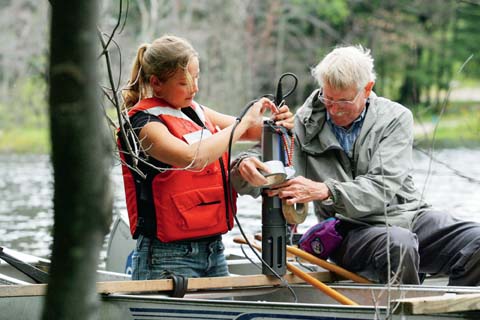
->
[122, 35, 198, 109]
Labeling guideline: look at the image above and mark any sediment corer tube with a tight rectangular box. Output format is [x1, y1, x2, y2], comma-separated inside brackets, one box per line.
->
[261, 120, 287, 276]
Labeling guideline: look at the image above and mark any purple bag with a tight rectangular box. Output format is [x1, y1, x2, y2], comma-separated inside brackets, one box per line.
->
[298, 218, 343, 259]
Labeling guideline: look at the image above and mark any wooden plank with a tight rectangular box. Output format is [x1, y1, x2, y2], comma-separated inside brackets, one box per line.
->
[0, 271, 332, 297]
[99, 271, 332, 294]
[394, 293, 480, 314]
[0, 284, 47, 297]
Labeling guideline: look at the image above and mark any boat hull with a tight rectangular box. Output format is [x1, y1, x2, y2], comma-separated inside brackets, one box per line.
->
[2, 284, 480, 320]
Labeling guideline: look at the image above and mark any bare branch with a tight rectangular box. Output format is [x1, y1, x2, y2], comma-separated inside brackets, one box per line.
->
[98, 0, 125, 58]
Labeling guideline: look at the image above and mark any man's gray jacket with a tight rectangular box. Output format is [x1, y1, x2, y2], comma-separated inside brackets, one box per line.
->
[294, 90, 431, 229]
[232, 90, 430, 229]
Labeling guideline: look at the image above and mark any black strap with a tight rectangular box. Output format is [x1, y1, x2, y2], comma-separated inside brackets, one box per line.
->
[164, 271, 189, 298]
[182, 106, 206, 128]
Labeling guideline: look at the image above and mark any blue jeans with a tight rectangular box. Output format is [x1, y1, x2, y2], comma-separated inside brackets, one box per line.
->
[131, 234, 229, 280]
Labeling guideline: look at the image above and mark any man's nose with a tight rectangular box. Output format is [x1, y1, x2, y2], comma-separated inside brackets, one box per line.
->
[329, 102, 342, 113]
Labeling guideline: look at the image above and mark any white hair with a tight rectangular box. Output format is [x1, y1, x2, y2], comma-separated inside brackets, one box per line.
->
[312, 45, 376, 91]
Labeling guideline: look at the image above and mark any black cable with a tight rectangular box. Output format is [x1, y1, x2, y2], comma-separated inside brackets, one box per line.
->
[239, 244, 262, 271]
[223, 89, 299, 302]
[274, 72, 298, 106]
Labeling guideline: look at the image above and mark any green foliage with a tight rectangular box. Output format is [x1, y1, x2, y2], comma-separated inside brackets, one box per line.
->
[3, 76, 49, 129]
[2, 0, 480, 153]
[452, 2, 480, 78]
[414, 102, 480, 148]
[291, 0, 349, 25]
[0, 126, 50, 154]
[0, 75, 49, 154]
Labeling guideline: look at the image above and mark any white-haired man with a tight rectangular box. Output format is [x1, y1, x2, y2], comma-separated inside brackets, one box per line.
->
[234, 45, 480, 285]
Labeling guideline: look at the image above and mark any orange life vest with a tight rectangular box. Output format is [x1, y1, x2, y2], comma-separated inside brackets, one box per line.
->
[118, 97, 236, 242]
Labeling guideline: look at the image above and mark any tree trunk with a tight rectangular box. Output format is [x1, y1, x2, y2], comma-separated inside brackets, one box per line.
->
[42, 1, 112, 319]
[399, 45, 422, 107]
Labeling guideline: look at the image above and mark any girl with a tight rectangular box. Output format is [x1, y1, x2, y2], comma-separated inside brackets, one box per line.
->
[120, 35, 293, 280]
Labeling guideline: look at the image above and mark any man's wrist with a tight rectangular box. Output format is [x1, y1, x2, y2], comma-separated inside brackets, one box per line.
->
[323, 179, 337, 203]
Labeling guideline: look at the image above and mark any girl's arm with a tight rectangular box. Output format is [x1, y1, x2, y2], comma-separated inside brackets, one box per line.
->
[205, 104, 294, 140]
[138, 98, 276, 169]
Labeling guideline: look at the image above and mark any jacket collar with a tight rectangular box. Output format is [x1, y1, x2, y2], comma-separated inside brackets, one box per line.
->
[297, 90, 378, 155]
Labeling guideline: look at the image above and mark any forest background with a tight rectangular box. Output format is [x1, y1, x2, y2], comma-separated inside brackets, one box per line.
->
[0, 0, 479, 153]
[0, 2, 479, 318]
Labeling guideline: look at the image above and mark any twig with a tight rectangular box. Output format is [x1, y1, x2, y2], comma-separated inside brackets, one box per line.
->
[98, 0, 126, 58]
[420, 54, 474, 202]
[414, 145, 480, 185]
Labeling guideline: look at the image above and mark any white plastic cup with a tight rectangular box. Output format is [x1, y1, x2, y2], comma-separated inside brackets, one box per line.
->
[261, 160, 287, 188]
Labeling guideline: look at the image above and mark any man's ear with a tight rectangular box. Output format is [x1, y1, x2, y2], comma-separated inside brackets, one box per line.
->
[365, 81, 375, 95]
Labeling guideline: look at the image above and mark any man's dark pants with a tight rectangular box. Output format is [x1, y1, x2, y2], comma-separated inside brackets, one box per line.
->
[332, 210, 480, 285]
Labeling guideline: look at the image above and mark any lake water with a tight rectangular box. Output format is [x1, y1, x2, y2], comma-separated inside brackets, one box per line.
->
[1, 148, 480, 266]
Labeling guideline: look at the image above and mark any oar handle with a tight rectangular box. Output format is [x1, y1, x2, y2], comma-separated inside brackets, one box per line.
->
[233, 237, 358, 306]
[287, 246, 371, 284]
[233, 237, 262, 251]
[286, 263, 357, 305]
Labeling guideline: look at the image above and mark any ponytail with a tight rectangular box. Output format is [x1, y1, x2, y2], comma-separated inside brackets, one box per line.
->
[122, 44, 149, 110]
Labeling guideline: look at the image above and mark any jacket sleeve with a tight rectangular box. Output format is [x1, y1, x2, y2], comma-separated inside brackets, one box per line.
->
[324, 107, 415, 219]
[229, 144, 263, 198]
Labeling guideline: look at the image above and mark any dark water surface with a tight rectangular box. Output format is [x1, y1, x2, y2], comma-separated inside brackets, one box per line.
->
[1, 149, 480, 264]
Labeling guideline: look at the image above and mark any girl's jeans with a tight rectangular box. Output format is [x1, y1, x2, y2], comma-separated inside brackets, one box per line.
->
[131, 234, 229, 280]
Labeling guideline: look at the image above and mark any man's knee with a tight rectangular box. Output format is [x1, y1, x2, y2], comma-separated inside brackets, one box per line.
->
[372, 228, 420, 283]
[375, 237, 419, 269]
[388, 227, 419, 252]
[448, 242, 480, 286]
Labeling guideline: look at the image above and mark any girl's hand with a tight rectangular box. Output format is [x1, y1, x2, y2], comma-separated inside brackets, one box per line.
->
[272, 104, 294, 130]
[238, 157, 270, 187]
[243, 98, 277, 127]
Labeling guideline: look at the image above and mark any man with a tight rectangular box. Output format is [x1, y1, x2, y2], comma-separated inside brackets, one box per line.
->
[234, 45, 480, 285]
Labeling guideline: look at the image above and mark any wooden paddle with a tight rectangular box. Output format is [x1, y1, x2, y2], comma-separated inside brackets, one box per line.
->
[254, 234, 371, 284]
[234, 236, 358, 306]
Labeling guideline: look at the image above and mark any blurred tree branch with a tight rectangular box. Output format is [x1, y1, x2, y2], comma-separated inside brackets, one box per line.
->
[42, 1, 112, 319]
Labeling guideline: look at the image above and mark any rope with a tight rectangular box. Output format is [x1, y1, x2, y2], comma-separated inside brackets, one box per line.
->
[270, 126, 309, 225]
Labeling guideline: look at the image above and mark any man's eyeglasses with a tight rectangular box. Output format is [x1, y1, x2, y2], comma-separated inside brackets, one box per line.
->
[318, 89, 362, 108]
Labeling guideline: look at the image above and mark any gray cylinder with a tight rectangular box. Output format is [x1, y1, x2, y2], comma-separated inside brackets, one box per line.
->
[261, 120, 286, 275]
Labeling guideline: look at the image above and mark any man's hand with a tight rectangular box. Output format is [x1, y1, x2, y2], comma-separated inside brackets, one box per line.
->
[266, 176, 330, 204]
[238, 157, 270, 187]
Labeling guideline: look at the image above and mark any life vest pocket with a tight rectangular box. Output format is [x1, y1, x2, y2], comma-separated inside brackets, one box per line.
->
[171, 186, 225, 231]
[193, 162, 219, 176]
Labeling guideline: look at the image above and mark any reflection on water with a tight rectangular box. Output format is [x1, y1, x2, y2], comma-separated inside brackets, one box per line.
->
[1, 149, 480, 262]
[0, 154, 53, 257]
